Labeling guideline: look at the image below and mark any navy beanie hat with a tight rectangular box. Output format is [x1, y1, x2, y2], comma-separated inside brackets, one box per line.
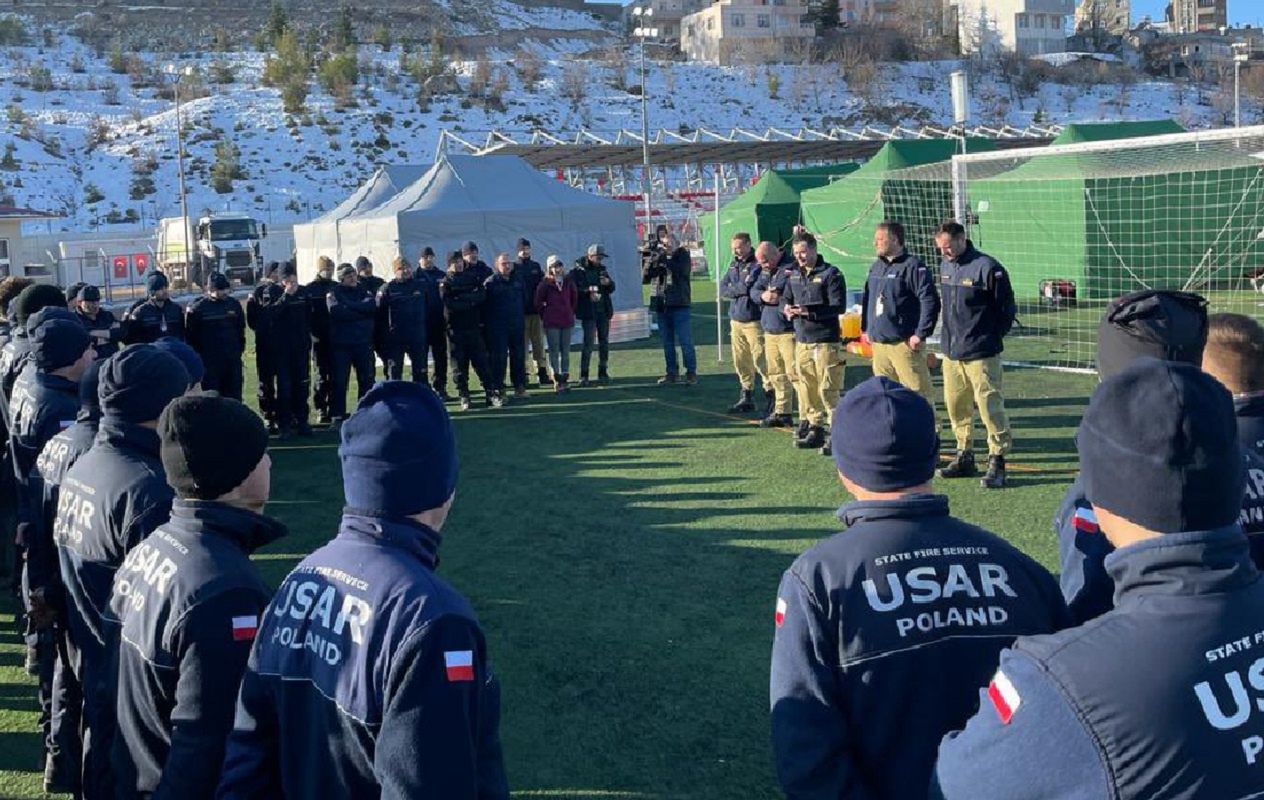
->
[337, 263, 356, 280]
[24, 306, 79, 333]
[12, 284, 67, 326]
[1079, 358, 1244, 533]
[146, 271, 169, 295]
[831, 376, 939, 491]
[209, 272, 231, 291]
[160, 394, 269, 500]
[80, 285, 102, 302]
[339, 381, 458, 518]
[153, 337, 204, 387]
[79, 358, 104, 416]
[1097, 290, 1208, 380]
[355, 256, 372, 270]
[31, 318, 91, 371]
[99, 345, 190, 424]
[66, 282, 87, 303]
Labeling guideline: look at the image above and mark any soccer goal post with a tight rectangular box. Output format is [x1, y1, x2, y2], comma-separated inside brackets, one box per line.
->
[824, 126, 1264, 373]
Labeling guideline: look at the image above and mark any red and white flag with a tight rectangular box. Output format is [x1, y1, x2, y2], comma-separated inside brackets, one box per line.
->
[1072, 507, 1099, 534]
[445, 650, 475, 682]
[774, 598, 787, 628]
[232, 615, 259, 642]
[987, 670, 1022, 725]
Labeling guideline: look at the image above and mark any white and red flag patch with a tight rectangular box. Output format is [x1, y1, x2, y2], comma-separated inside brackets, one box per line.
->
[774, 598, 787, 628]
[1072, 507, 1099, 534]
[445, 650, 475, 682]
[987, 670, 1022, 725]
[231, 615, 259, 642]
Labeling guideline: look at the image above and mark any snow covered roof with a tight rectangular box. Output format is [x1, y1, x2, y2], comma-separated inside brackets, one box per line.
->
[0, 205, 60, 220]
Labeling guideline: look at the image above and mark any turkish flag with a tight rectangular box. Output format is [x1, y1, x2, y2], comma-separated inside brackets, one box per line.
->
[112, 255, 129, 280]
[133, 253, 149, 275]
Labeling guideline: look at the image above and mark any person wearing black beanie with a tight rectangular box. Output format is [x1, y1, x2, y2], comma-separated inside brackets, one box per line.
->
[219, 381, 508, 799]
[186, 273, 246, 400]
[74, 284, 123, 360]
[933, 359, 1264, 800]
[54, 344, 188, 797]
[110, 394, 283, 800]
[247, 262, 284, 433]
[1, 284, 67, 410]
[770, 377, 1067, 800]
[123, 271, 185, 345]
[416, 246, 449, 399]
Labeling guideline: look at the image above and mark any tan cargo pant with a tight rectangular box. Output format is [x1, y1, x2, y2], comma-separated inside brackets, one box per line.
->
[796, 342, 846, 427]
[524, 315, 549, 377]
[730, 320, 766, 391]
[763, 333, 798, 416]
[871, 340, 934, 406]
[942, 355, 1012, 456]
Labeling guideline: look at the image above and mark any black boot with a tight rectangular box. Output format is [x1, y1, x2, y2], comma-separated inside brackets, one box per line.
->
[793, 419, 811, 445]
[761, 413, 793, 428]
[820, 428, 833, 456]
[538, 367, 552, 386]
[981, 455, 1007, 489]
[763, 390, 777, 417]
[796, 425, 826, 449]
[939, 450, 977, 479]
[729, 389, 755, 414]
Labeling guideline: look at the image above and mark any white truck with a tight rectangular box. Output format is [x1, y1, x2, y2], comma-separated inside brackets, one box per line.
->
[156, 212, 268, 287]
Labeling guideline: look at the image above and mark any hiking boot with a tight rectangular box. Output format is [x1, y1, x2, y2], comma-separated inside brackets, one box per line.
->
[684, 371, 698, 385]
[760, 413, 793, 428]
[794, 419, 811, 444]
[459, 396, 472, 411]
[537, 368, 552, 386]
[657, 373, 678, 386]
[796, 425, 826, 450]
[981, 455, 1007, 489]
[491, 393, 507, 408]
[939, 450, 977, 479]
[578, 376, 591, 388]
[729, 389, 755, 414]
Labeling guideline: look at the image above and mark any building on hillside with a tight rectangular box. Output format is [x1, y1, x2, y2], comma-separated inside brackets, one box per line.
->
[950, 0, 1074, 55]
[1169, 0, 1228, 34]
[1074, 0, 1130, 36]
[1136, 25, 1264, 77]
[681, 0, 815, 64]
[621, 0, 710, 45]
[0, 206, 60, 280]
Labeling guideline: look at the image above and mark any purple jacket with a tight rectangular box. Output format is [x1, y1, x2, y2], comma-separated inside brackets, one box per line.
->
[535, 278, 578, 329]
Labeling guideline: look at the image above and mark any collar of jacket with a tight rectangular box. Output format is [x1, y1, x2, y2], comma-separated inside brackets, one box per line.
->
[169, 498, 287, 554]
[74, 407, 100, 426]
[35, 370, 79, 395]
[797, 254, 827, 276]
[1235, 391, 1264, 418]
[878, 250, 912, 267]
[1106, 525, 1257, 607]
[837, 493, 950, 527]
[731, 252, 756, 268]
[97, 417, 162, 456]
[948, 243, 980, 265]
[338, 512, 442, 570]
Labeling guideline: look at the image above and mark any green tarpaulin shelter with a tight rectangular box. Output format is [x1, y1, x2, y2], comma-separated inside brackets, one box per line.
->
[700, 163, 859, 279]
[799, 138, 997, 288]
[1050, 119, 1184, 145]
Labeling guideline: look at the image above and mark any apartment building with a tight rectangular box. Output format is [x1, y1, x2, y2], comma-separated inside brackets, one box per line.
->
[1074, 0, 1131, 35]
[952, 0, 1074, 54]
[681, 0, 815, 64]
[621, 0, 711, 44]
[1170, 0, 1228, 34]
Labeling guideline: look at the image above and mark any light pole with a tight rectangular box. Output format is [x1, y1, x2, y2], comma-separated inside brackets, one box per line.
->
[1233, 42, 1250, 129]
[163, 63, 194, 279]
[632, 6, 658, 238]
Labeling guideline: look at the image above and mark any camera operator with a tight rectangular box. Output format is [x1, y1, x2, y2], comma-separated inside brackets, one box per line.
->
[641, 226, 696, 385]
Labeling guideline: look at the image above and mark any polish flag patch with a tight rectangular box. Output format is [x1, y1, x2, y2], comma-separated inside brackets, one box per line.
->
[987, 670, 1022, 725]
[231, 615, 259, 642]
[774, 598, 787, 628]
[1072, 507, 1099, 534]
[445, 650, 475, 682]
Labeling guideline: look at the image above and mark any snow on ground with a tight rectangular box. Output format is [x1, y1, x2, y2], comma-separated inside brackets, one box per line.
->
[0, 26, 1254, 234]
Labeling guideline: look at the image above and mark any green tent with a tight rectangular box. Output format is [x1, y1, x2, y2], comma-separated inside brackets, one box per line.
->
[799, 138, 997, 288]
[1050, 119, 1184, 145]
[700, 163, 859, 279]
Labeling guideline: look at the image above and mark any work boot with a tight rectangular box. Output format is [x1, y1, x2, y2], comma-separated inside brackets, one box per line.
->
[981, 455, 1007, 489]
[729, 389, 755, 414]
[794, 419, 811, 444]
[657, 373, 678, 386]
[44, 753, 78, 796]
[820, 428, 833, 457]
[939, 450, 977, 479]
[760, 413, 793, 428]
[684, 371, 698, 385]
[459, 396, 472, 411]
[559, 373, 570, 393]
[537, 367, 552, 386]
[796, 425, 826, 450]
[266, 421, 279, 436]
[317, 412, 331, 425]
[488, 393, 502, 408]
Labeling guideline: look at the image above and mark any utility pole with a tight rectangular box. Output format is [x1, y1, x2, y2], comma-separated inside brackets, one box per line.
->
[164, 64, 194, 277]
[1233, 42, 1250, 128]
[632, 6, 658, 239]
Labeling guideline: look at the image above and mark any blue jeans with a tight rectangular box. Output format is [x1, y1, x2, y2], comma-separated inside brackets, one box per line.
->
[657, 307, 697, 376]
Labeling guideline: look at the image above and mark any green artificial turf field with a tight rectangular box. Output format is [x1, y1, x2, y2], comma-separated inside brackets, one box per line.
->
[0, 281, 1096, 799]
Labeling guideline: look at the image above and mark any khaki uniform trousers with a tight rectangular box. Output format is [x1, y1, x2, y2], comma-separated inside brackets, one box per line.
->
[763, 333, 798, 416]
[941, 355, 1012, 457]
[524, 315, 549, 376]
[871, 340, 934, 406]
[795, 342, 846, 428]
[730, 320, 766, 391]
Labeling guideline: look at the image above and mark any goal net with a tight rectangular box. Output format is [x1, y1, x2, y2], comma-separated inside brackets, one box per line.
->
[813, 126, 1264, 372]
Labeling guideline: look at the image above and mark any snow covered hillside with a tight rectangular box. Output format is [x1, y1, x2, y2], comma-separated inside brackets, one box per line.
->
[0, 20, 1252, 233]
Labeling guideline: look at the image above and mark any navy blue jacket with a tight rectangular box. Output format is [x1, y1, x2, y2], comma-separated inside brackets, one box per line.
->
[186, 296, 247, 360]
[750, 260, 798, 335]
[770, 495, 1068, 800]
[125, 298, 186, 344]
[359, 274, 385, 297]
[377, 277, 428, 345]
[245, 279, 279, 339]
[256, 284, 310, 356]
[1237, 393, 1264, 457]
[720, 252, 761, 323]
[327, 283, 377, 348]
[933, 526, 1264, 800]
[780, 256, 846, 344]
[417, 267, 446, 329]
[31, 413, 98, 602]
[110, 500, 285, 800]
[938, 244, 1016, 361]
[9, 370, 79, 579]
[55, 419, 174, 652]
[0, 330, 31, 431]
[516, 258, 545, 315]
[305, 277, 338, 342]
[217, 514, 509, 799]
[77, 307, 123, 359]
[861, 251, 940, 344]
[442, 269, 488, 334]
[1055, 447, 1264, 624]
[482, 273, 526, 333]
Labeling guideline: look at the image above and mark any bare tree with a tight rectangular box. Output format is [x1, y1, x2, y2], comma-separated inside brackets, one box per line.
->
[561, 60, 590, 110]
[516, 47, 542, 91]
[602, 45, 628, 91]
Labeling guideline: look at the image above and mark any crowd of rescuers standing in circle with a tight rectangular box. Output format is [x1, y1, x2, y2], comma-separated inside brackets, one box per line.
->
[0, 212, 1260, 800]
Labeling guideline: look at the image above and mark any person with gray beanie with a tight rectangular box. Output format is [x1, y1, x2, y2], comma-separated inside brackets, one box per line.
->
[933, 359, 1264, 800]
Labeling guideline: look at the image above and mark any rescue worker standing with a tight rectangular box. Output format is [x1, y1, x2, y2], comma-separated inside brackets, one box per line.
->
[110, 394, 283, 800]
[570, 245, 616, 387]
[356, 256, 384, 296]
[185, 272, 246, 400]
[418, 247, 450, 400]
[932, 359, 1264, 800]
[218, 382, 509, 799]
[484, 253, 527, 402]
[516, 239, 550, 386]
[327, 263, 378, 427]
[123, 272, 185, 345]
[305, 257, 338, 425]
[719, 232, 765, 413]
[750, 242, 799, 429]
[377, 257, 429, 384]
[862, 221, 940, 404]
[462, 241, 493, 283]
[643, 232, 697, 385]
[1203, 313, 1264, 457]
[781, 232, 846, 454]
[74, 286, 123, 360]
[246, 262, 281, 432]
[771, 377, 1067, 800]
[268, 264, 313, 438]
[934, 222, 1016, 489]
[442, 251, 494, 411]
